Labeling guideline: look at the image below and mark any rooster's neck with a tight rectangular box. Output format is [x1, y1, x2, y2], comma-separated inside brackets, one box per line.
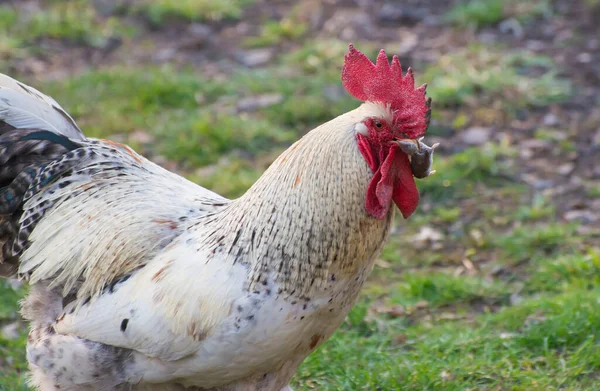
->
[208, 107, 393, 299]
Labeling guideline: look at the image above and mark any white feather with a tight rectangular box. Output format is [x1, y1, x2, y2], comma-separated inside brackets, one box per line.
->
[0, 73, 83, 139]
[55, 240, 360, 388]
[19, 143, 229, 301]
[55, 239, 248, 363]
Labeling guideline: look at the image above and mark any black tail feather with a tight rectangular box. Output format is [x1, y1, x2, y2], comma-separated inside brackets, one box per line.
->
[0, 127, 81, 276]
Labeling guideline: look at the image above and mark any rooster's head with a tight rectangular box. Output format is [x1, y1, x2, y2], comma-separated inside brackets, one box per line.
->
[342, 44, 432, 220]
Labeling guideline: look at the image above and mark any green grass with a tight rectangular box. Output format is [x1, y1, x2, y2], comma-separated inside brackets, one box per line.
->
[417, 141, 518, 202]
[528, 249, 600, 293]
[0, 8, 21, 60]
[390, 271, 509, 308]
[133, 0, 253, 26]
[0, 331, 28, 390]
[424, 45, 571, 108]
[294, 234, 600, 390]
[445, 0, 504, 29]
[585, 0, 600, 8]
[0, 1, 134, 51]
[190, 157, 268, 198]
[158, 110, 294, 168]
[0, 281, 27, 389]
[446, 0, 551, 29]
[513, 194, 556, 222]
[495, 223, 579, 262]
[0, 281, 22, 322]
[243, 18, 308, 48]
[585, 183, 600, 198]
[295, 286, 600, 390]
[38, 66, 295, 167]
[34, 40, 363, 170]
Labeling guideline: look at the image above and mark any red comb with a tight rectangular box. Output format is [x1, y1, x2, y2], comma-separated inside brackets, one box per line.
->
[342, 44, 431, 138]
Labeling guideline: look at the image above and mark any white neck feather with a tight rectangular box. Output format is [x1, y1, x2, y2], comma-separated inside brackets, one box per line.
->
[201, 104, 393, 298]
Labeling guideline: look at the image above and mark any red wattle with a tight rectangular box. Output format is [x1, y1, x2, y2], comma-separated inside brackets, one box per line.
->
[360, 139, 419, 220]
[392, 152, 419, 218]
[365, 169, 387, 219]
[375, 145, 396, 212]
[356, 134, 378, 172]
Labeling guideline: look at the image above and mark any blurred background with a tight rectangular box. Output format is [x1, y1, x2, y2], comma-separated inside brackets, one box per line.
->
[0, 0, 599, 389]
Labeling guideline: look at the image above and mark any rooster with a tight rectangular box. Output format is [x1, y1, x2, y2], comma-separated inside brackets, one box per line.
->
[0, 45, 436, 391]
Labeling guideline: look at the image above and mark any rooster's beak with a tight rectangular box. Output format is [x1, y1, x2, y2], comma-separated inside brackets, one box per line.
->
[394, 138, 421, 155]
[393, 138, 439, 178]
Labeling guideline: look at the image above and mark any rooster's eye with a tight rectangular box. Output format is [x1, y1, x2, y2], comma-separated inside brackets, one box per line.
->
[375, 121, 382, 129]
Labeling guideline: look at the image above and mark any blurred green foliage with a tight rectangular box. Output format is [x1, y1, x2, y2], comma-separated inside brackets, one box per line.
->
[0, 1, 134, 49]
[134, 0, 254, 26]
[446, 0, 551, 29]
[424, 45, 571, 108]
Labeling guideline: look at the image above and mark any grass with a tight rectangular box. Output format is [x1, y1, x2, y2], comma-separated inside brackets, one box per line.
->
[587, 185, 600, 198]
[295, 287, 600, 390]
[585, 0, 600, 8]
[0, 281, 27, 388]
[417, 141, 518, 202]
[528, 249, 600, 293]
[39, 66, 291, 166]
[0, 1, 134, 52]
[445, 0, 504, 29]
[423, 45, 571, 109]
[390, 271, 509, 308]
[133, 0, 253, 26]
[513, 194, 556, 222]
[445, 0, 551, 29]
[495, 223, 579, 262]
[293, 227, 599, 390]
[157, 111, 294, 167]
[243, 18, 308, 48]
[0, 8, 21, 60]
[191, 157, 269, 198]
[35, 40, 364, 167]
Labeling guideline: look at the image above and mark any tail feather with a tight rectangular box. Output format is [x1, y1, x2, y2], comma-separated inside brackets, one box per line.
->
[0, 73, 85, 276]
[0, 132, 82, 272]
[0, 73, 83, 140]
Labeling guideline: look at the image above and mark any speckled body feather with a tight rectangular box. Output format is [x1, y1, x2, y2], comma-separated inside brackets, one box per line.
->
[0, 51, 433, 391]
